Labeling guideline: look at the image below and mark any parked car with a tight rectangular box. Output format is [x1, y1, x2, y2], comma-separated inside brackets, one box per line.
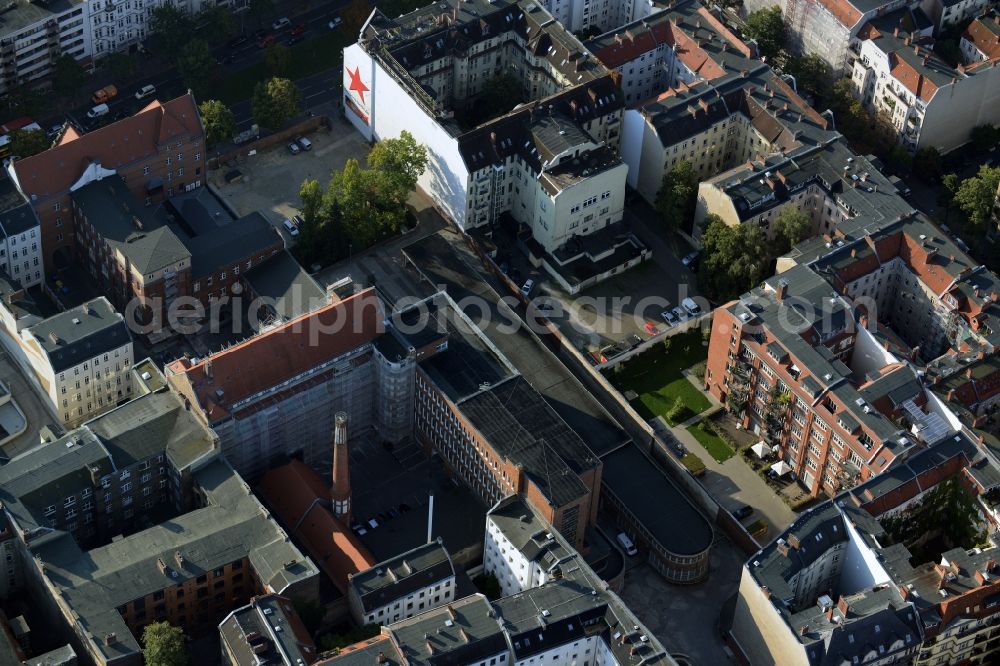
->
[329, 16, 343, 28]
[661, 309, 679, 326]
[290, 23, 306, 36]
[257, 33, 276, 48]
[282, 219, 300, 236]
[291, 215, 305, 228]
[134, 84, 156, 101]
[91, 84, 118, 104]
[46, 124, 63, 138]
[227, 34, 249, 49]
[295, 135, 312, 151]
[682, 297, 701, 316]
[271, 17, 291, 30]
[521, 278, 535, 297]
[87, 103, 110, 119]
[732, 504, 754, 520]
[287, 142, 300, 155]
[682, 250, 699, 267]
[616, 532, 638, 556]
[286, 35, 303, 46]
[671, 306, 686, 322]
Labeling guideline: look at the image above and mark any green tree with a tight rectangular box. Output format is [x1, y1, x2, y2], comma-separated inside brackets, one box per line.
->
[330, 159, 391, 247]
[52, 54, 86, 97]
[784, 54, 831, 99]
[299, 178, 324, 224]
[954, 165, 1000, 234]
[177, 38, 214, 98]
[970, 125, 1000, 153]
[655, 160, 698, 232]
[367, 130, 428, 208]
[913, 147, 942, 182]
[940, 172, 960, 207]
[8, 129, 50, 158]
[98, 52, 137, 79]
[4, 86, 43, 117]
[886, 145, 913, 172]
[769, 207, 811, 257]
[197, 5, 235, 43]
[745, 7, 786, 60]
[264, 43, 292, 77]
[700, 214, 768, 301]
[251, 77, 301, 130]
[342, 0, 372, 35]
[199, 99, 235, 149]
[249, 0, 275, 26]
[148, 4, 197, 53]
[142, 622, 189, 666]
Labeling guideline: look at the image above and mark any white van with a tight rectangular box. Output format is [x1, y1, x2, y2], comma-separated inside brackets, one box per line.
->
[682, 297, 702, 316]
[87, 103, 109, 119]
[282, 219, 299, 237]
[616, 532, 638, 556]
[134, 84, 156, 101]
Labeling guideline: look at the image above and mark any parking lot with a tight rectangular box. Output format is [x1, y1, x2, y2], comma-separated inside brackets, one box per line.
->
[208, 115, 372, 245]
[343, 432, 488, 564]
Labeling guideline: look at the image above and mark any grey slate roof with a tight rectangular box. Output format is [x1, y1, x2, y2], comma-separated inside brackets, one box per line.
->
[243, 250, 327, 322]
[350, 540, 456, 613]
[387, 594, 508, 666]
[33, 458, 317, 663]
[71, 177, 190, 275]
[85, 389, 217, 472]
[28, 297, 130, 373]
[219, 594, 317, 666]
[457, 375, 598, 507]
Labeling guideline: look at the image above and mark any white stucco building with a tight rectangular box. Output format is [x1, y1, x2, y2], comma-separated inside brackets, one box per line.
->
[343, 0, 647, 293]
[0, 296, 133, 428]
[851, 21, 1000, 152]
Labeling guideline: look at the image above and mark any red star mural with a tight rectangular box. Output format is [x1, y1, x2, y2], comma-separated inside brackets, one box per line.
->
[346, 66, 369, 104]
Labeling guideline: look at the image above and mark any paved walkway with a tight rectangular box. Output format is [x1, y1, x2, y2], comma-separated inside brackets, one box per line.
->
[652, 372, 797, 537]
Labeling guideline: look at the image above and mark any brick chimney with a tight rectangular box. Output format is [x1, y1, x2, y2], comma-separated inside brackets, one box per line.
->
[775, 279, 788, 301]
[331, 412, 352, 523]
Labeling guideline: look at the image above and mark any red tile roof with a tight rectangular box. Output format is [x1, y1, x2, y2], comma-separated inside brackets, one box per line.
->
[167, 289, 382, 422]
[817, 0, 863, 30]
[591, 17, 725, 81]
[257, 460, 376, 595]
[963, 14, 1000, 61]
[888, 52, 940, 102]
[11, 94, 203, 199]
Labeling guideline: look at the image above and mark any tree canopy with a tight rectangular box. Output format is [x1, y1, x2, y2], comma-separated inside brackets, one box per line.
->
[197, 5, 235, 43]
[699, 214, 768, 302]
[970, 125, 1000, 153]
[745, 7, 786, 60]
[98, 52, 137, 79]
[655, 160, 699, 232]
[264, 43, 292, 77]
[769, 207, 812, 257]
[251, 77, 301, 130]
[954, 165, 1000, 234]
[177, 38, 215, 98]
[784, 54, 831, 100]
[199, 100, 235, 149]
[295, 132, 427, 268]
[8, 129, 50, 159]
[148, 5, 197, 53]
[52, 54, 86, 97]
[142, 622, 188, 666]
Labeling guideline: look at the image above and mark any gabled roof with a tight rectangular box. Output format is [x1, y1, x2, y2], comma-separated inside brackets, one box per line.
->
[257, 460, 375, 595]
[11, 94, 202, 199]
[167, 289, 382, 422]
[28, 297, 130, 373]
[963, 11, 1000, 61]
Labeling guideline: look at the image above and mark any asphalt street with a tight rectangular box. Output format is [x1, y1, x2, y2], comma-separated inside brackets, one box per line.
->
[44, 0, 350, 133]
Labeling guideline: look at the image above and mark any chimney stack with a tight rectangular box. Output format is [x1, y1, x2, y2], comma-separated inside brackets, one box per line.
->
[331, 412, 352, 523]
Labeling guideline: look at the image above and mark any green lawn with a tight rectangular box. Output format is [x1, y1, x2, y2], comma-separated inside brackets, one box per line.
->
[607, 329, 711, 422]
[686, 422, 734, 463]
[215, 28, 351, 106]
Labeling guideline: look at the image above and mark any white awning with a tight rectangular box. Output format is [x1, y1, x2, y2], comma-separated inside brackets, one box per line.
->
[771, 460, 793, 476]
[751, 441, 769, 458]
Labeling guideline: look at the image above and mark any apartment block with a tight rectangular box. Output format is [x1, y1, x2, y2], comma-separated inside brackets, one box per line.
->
[408, 293, 601, 552]
[921, 0, 991, 32]
[219, 594, 318, 666]
[961, 9, 1000, 64]
[347, 540, 457, 626]
[0, 175, 42, 288]
[7, 93, 206, 273]
[0, 296, 133, 429]
[167, 288, 417, 480]
[852, 16, 1000, 152]
[344, 0, 648, 293]
[0, 385, 318, 666]
[731, 432, 1000, 665]
[71, 174, 282, 336]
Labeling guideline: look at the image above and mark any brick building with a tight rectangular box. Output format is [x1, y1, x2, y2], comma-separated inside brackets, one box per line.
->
[407, 293, 602, 552]
[71, 174, 282, 334]
[6, 94, 205, 273]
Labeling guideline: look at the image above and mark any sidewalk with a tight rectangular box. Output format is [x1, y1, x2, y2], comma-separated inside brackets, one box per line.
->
[653, 372, 797, 535]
